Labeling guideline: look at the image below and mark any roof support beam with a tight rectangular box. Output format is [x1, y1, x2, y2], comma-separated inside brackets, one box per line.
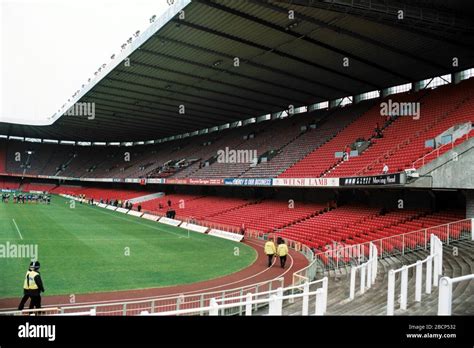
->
[138, 48, 323, 101]
[123, 59, 308, 106]
[251, 0, 449, 72]
[198, 0, 412, 82]
[153, 35, 349, 96]
[172, 19, 380, 89]
[104, 77, 265, 113]
[111, 68, 283, 110]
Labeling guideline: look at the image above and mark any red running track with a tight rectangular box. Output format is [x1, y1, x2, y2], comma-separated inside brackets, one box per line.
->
[0, 239, 308, 314]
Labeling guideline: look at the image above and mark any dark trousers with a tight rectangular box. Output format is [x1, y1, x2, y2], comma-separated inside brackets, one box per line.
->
[267, 254, 274, 267]
[18, 293, 41, 310]
[280, 255, 287, 268]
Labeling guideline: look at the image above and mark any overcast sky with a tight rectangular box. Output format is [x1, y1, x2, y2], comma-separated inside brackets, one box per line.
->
[0, 0, 169, 126]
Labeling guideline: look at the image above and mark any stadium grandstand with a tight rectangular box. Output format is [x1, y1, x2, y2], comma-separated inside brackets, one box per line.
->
[1, 0, 474, 330]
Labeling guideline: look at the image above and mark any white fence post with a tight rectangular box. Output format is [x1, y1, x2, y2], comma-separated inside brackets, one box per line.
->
[276, 287, 284, 312]
[438, 277, 453, 315]
[360, 265, 366, 294]
[471, 219, 474, 240]
[349, 267, 356, 300]
[430, 233, 434, 256]
[268, 295, 282, 315]
[373, 244, 378, 284]
[209, 298, 219, 316]
[367, 250, 372, 290]
[426, 255, 432, 294]
[245, 293, 253, 316]
[321, 277, 328, 314]
[400, 266, 408, 311]
[415, 261, 422, 302]
[433, 241, 439, 287]
[387, 270, 395, 315]
[438, 238, 443, 274]
[314, 288, 324, 316]
[302, 282, 309, 316]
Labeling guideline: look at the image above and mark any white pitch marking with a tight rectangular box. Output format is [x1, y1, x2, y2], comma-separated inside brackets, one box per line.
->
[12, 219, 23, 240]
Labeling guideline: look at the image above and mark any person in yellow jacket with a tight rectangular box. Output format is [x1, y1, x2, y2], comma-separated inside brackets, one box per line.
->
[264, 237, 277, 267]
[277, 237, 289, 269]
[18, 261, 45, 310]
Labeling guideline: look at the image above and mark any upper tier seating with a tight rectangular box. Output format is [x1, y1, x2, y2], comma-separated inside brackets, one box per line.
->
[3, 78, 473, 180]
[328, 79, 474, 177]
[279, 91, 427, 178]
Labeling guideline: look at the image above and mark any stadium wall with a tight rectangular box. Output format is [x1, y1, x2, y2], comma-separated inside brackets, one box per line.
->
[408, 137, 474, 189]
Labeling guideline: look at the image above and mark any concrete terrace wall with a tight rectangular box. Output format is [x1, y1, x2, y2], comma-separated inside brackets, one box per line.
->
[408, 137, 474, 189]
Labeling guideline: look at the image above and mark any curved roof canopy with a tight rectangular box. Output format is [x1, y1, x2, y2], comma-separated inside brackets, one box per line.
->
[1, 0, 473, 141]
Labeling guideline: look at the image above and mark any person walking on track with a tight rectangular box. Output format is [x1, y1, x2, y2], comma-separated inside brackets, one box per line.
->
[277, 238, 289, 269]
[264, 237, 277, 267]
[18, 261, 45, 311]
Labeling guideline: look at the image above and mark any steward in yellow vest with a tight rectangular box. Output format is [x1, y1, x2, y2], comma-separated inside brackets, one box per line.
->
[18, 261, 45, 311]
[277, 238, 289, 269]
[264, 239, 277, 267]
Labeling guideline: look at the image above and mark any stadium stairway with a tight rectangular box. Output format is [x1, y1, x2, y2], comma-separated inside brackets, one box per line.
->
[280, 239, 474, 315]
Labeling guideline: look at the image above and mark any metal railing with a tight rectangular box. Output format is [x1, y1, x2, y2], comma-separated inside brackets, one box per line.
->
[349, 243, 377, 300]
[140, 277, 328, 316]
[294, 218, 473, 283]
[413, 132, 472, 168]
[1, 278, 283, 317]
[438, 274, 474, 315]
[386, 234, 443, 315]
[0, 307, 60, 316]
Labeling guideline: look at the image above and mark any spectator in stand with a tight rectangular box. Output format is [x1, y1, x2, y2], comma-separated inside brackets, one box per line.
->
[264, 237, 277, 267]
[373, 123, 383, 139]
[137, 204, 142, 212]
[382, 163, 389, 174]
[167, 199, 172, 207]
[277, 238, 289, 269]
[344, 145, 351, 161]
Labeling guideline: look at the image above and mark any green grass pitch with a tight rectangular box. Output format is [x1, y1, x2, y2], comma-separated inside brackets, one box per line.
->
[0, 195, 257, 299]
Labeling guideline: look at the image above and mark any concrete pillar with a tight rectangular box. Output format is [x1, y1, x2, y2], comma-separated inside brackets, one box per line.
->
[466, 190, 474, 218]
[413, 80, 423, 92]
[452, 71, 462, 85]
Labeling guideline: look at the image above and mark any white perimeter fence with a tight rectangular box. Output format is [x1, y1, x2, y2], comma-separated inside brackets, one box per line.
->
[140, 277, 328, 316]
[386, 234, 443, 315]
[294, 219, 473, 286]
